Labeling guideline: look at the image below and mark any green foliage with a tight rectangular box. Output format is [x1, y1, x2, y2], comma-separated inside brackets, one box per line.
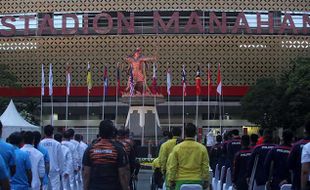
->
[241, 58, 310, 130]
[0, 64, 19, 87]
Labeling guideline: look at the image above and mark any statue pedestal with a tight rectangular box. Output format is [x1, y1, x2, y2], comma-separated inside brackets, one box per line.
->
[125, 106, 161, 146]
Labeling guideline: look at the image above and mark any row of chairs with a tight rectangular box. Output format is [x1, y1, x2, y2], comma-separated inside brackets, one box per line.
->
[211, 164, 293, 190]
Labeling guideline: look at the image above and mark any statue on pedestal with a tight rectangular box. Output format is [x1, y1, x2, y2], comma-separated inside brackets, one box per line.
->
[124, 47, 157, 95]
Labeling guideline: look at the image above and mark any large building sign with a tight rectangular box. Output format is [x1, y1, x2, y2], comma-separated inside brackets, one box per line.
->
[0, 11, 309, 37]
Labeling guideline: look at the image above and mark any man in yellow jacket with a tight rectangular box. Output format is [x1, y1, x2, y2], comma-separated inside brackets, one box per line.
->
[158, 127, 182, 175]
[166, 123, 210, 190]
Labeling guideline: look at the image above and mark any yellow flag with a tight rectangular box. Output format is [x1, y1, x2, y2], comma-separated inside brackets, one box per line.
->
[87, 63, 92, 92]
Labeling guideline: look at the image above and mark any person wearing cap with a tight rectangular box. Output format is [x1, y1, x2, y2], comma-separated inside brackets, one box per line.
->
[166, 123, 210, 190]
[83, 120, 130, 190]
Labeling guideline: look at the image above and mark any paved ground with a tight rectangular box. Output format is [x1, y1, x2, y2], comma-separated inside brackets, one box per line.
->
[136, 169, 153, 190]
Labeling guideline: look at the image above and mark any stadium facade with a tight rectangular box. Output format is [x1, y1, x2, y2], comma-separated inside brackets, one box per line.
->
[0, 1, 309, 139]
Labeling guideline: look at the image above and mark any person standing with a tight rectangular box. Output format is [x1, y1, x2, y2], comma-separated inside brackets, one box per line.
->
[67, 129, 82, 189]
[33, 131, 50, 190]
[0, 154, 10, 190]
[54, 134, 73, 190]
[40, 125, 64, 190]
[226, 129, 241, 169]
[21, 131, 45, 190]
[288, 120, 310, 190]
[0, 121, 16, 176]
[8, 132, 32, 190]
[166, 123, 210, 190]
[264, 130, 293, 190]
[158, 127, 182, 175]
[250, 134, 259, 149]
[247, 129, 275, 190]
[83, 120, 130, 190]
[232, 135, 252, 190]
[62, 130, 78, 190]
[209, 135, 224, 172]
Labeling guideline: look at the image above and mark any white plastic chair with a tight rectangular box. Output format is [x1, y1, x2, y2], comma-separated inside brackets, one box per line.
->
[216, 166, 226, 190]
[280, 184, 292, 190]
[180, 184, 203, 190]
[222, 168, 232, 190]
[212, 164, 220, 190]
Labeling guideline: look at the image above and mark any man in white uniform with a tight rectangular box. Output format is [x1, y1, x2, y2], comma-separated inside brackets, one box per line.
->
[67, 129, 82, 189]
[21, 131, 45, 190]
[62, 130, 79, 189]
[75, 134, 88, 189]
[54, 134, 73, 190]
[40, 125, 64, 190]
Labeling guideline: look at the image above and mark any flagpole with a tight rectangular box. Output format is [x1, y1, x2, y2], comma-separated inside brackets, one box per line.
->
[142, 62, 145, 147]
[168, 93, 171, 132]
[102, 79, 106, 120]
[195, 95, 199, 128]
[207, 63, 210, 132]
[66, 93, 69, 129]
[182, 87, 185, 139]
[87, 91, 89, 143]
[115, 80, 119, 128]
[218, 94, 222, 134]
[51, 95, 53, 126]
[40, 94, 43, 127]
[154, 93, 158, 146]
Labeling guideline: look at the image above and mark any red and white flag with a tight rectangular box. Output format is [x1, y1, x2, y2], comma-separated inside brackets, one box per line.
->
[216, 63, 222, 95]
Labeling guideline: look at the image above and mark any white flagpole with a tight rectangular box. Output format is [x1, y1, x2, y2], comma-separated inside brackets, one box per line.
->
[207, 64, 210, 132]
[182, 86, 185, 139]
[41, 64, 44, 128]
[195, 95, 199, 128]
[142, 62, 145, 147]
[51, 95, 53, 126]
[219, 94, 222, 133]
[102, 73, 106, 120]
[40, 95, 43, 127]
[87, 91, 89, 143]
[66, 92, 69, 129]
[154, 93, 158, 146]
[168, 93, 171, 132]
[115, 83, 119, 128]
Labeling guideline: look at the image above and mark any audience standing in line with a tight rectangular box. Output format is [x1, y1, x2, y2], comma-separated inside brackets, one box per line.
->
[247, 129, 275, 190]
[288, 120, 310, 190]
[8, 132, 32, 190]
[209, 135, 224, 172]
[21, 131, 45, 190]
[226, 129, 241, 169]
[264, 130, 293, 190]
[166, 123, 210, 190]
[158, 127, 182, 176]
[250, 134, 259, 149]
[0, 154, 10, 190]
[83, 120, 130, 190]
[33, 131, 50, 190]
[54, 133, 74, 190]
[232, 135, 252, 190]
[0, 121, 16, 176]
[40, 125, 64, 190]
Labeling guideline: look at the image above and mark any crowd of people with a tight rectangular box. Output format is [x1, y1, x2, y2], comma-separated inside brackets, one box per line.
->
[0, 120, 139, 190]
[208, 120, 310, 190]
[1, 118, 310, 190]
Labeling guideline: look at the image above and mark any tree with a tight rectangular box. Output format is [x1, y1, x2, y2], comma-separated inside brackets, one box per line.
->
[0, 64, 19, 87]
[241, 58, 310, 130]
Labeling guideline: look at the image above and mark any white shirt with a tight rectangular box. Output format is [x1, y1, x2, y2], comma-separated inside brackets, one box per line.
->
[70, 139, 82, 167]
[62, 140, 79, 170]
[61, 144, 73, 175]
[79, 141, 88, 163]
[21, 144, 45, 190]
[40, 138, 64, 174]
[301, 142, 310, 181]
